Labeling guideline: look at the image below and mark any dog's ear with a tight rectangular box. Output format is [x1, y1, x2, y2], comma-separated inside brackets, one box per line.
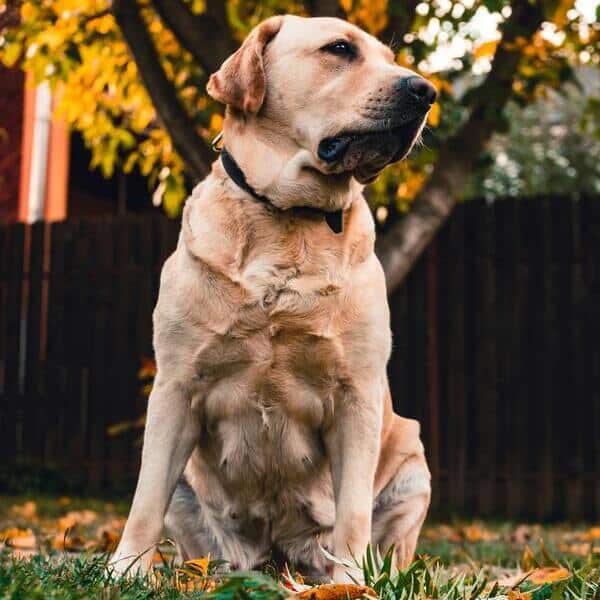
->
[207, 16, 283, 114]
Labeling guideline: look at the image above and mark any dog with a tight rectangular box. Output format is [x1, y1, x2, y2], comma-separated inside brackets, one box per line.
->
[111, 15, 434, 582]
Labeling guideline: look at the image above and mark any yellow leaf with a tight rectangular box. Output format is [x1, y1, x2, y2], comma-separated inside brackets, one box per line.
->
[294, 584, 377, 600]
[10, 501, 37, 520]
[427, 102, 440, 127]
[586, 526, 600, 540]
[1, 42, 22, 68]
[508, 592, 532, 600]
[209, 113, 223, 135]
[185, 555, 210, 576]
[474, 40, 499, 60]
[20, 1, 37, 20]
[339, 0, 353, 13]
[528, 567, 571, 584]
[0, 528, 36, 549]
[520, 545, 537, 571]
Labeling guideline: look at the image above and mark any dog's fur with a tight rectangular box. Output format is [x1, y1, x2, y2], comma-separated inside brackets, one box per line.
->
[112, 15, 432, 582]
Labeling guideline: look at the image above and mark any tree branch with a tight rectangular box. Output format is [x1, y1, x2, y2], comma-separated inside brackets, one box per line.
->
[376, 0, 545, 294]
[380, 0, 419, 47]
[0, 0, 21, 30]
[113, 0, 214, 181]
[304, 0, 346, 18]
[151, 0, 237, 73]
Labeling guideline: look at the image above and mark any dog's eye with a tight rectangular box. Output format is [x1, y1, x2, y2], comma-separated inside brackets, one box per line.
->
[321, 40, 356, 58]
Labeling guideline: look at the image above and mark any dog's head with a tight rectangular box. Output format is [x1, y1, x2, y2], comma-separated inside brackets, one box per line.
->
[207, 15, 436, 185]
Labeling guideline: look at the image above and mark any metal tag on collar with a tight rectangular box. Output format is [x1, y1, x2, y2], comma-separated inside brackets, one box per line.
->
[325, 209, 343, 234]
[211, 131, 224, 153]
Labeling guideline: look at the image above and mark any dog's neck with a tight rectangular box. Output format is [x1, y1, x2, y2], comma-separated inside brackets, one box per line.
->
[220, 114, 356, 213]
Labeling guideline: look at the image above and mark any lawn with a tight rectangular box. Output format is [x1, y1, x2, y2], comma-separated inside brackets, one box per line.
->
[0, 496, 598, 599]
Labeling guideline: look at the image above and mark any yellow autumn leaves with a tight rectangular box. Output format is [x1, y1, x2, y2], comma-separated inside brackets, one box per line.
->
[0, 500, 125, 557]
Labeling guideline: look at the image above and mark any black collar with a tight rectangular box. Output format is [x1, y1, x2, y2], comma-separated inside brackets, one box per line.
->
[220, 147, 344, 234]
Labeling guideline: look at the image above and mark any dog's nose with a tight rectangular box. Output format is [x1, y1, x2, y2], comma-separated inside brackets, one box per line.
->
[400, 76, 437, 107]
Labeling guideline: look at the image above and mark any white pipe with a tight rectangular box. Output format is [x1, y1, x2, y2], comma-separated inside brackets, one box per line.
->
[27, 82, 52, 222]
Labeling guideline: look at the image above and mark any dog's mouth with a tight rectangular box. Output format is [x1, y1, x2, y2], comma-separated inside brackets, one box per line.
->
[317, 117, 425, 184]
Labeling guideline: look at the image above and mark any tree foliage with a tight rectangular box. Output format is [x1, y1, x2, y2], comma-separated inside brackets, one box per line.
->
[1, 0, 598, 288]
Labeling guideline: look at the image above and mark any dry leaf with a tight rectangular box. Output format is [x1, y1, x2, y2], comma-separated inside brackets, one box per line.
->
[497, 571, 531, 588]
[511, 525, 531, 544]
[520, 545, 537, 571]
[528, 567, 571, 584]
[184, 556, 210, 576]
[463, 524, 499, 543]
[57, 510, 97, 531]
[508, 591, 532, 600]
[586, 527, 600, 541]
[558, 542, 591, 556]
[51, 529, 87, 551]
[293, 584, 376, 600]
[9, 501, 37, 520]
[1, 528, 37, 549]
[97, 529, 121, 552]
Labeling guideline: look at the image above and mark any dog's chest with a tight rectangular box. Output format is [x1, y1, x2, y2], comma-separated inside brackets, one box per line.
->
[196, 259, 348, 488]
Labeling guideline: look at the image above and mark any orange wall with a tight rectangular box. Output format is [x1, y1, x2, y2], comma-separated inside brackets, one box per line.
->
[18, 73, 69, 222]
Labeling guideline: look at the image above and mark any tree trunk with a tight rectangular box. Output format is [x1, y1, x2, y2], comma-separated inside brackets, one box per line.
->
[377, 0, 544, 294]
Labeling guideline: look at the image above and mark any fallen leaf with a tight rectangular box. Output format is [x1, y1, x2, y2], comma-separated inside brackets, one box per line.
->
[558, 542, 591, 556]
[586, 527, 600, 541]
[520, 545, 537, 571]
[511, 525, 531, 544]
[423, 524, 462, 543]
[97, 529, 121, 552]
[9, 501, 37, 520]
[57, 510, 97, 531]
[293, 584, 376, 600]
[51, 526, 87, 551]
[0, 528, 37, 549]
[463, 524, 499, 543]
[185, 556, 210, 576]
[528, 567, 571, 584]
[508, 591, 532, 600]
[497, 571, 531, 588]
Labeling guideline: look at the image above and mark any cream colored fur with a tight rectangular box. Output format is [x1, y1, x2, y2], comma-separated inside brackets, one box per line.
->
[111, 15, 431, 583]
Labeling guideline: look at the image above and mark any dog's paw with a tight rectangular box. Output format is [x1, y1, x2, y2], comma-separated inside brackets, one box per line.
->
[108, 545, 153, 579]
[331, 564, 364, 585]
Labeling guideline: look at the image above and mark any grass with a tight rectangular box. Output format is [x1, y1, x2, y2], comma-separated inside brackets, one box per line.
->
[0, 496, 598, 599]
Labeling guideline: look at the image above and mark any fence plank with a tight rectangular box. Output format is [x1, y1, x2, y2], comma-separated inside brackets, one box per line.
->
[0, 224, 24, 461]
[24, 222, 46, 461]
[45, 222, 68, 466]
[475, 202, 498, 516]
[445, 206, 467, 513]
[582, 197, 600, 518]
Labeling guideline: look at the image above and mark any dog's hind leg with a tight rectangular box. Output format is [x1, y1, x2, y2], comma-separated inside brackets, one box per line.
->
[372, 469, 430, 568]
[371, 416, 431, 569]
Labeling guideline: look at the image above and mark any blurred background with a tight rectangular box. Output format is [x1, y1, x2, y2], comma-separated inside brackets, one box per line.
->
[0, 0, 598, 520]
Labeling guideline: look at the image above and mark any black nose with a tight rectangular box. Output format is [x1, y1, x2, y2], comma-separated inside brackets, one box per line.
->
[403, 76, 437, 106]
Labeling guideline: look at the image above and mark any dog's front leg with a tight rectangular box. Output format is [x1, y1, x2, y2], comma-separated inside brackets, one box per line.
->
[325, 379, 383, 583]
[110, 376, 200, 576]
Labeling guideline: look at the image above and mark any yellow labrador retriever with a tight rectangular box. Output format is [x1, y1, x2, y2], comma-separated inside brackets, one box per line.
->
[112, 15, 434, 582]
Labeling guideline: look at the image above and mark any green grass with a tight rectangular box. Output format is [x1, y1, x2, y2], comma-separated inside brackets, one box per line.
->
[0, 549, 598, 600]
[0, 496, 598, 599]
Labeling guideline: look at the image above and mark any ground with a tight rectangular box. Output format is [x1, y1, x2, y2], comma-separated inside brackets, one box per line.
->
[0, 496, 598, 599]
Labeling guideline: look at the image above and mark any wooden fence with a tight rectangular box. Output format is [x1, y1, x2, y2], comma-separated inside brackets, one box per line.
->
[1, 197, 599, 519]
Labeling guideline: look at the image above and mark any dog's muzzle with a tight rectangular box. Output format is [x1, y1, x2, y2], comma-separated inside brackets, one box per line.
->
[318, 76, 437, 183]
